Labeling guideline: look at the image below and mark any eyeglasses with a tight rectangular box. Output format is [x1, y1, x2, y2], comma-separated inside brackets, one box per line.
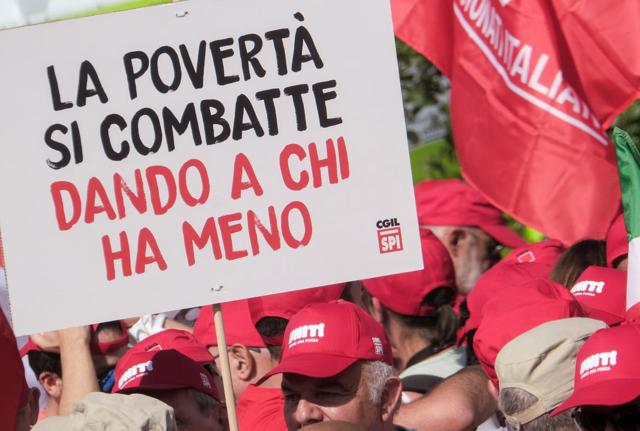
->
[573, 405, 640, 431]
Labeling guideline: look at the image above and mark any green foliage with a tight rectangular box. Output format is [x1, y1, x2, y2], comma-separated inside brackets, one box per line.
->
[397, 39, 460, 183]
[65, 0, 171, 19]
[612, 100, 640, 144]
[410, 139, 460, 183]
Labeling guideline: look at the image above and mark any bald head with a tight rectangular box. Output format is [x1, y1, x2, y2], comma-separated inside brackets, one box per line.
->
[299, 422, 366, 431]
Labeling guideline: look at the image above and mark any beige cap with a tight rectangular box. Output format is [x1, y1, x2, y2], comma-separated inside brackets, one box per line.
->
[33, 392, 177, 431]
[495, 317, 606, 425]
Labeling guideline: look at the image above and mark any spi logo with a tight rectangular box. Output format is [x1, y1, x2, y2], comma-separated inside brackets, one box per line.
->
[376, 218, 403, 254]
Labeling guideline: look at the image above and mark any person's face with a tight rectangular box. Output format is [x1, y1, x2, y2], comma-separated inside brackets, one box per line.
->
[282, 362, 382, 431]
[452, 227, 501, 294]
[150, 389, 227, 431]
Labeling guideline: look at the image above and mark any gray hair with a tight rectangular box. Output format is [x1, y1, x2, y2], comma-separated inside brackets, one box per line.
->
[499, 387, 577, 431]
[362, 360, 396, 405]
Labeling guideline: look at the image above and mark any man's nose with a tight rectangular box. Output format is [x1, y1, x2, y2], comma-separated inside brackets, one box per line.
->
[295, 398, 324, 426]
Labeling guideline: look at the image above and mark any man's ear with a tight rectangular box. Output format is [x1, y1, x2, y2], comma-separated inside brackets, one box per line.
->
[38, 371, 62, 398]
[229, 344, 256, 382]
[444, 228, 468, 258]
[380, 376, 403, 424]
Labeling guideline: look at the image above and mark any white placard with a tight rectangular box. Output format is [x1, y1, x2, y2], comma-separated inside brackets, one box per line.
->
[0, 0, 421, 335]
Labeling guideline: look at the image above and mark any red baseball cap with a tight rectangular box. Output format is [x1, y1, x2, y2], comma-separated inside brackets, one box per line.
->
[247, 284, 345, 345]
[0, 309, 28, 430]
[113, 349, 220, 400]
[194, 300, 265, 348]
[459, 262, 555, 339]
[606, 213, 628, 268]
[552, 324, 640, 414]
[132, 329, 213, 366]
[500, 239, 565, 267]
[414, 179, 524, 248]
[260, 301, 392, 381]
[570, 266, 626, 326]
[20, 320, 129, 357]
[473, 279, 585, 386]
[362, 229, 456, 316]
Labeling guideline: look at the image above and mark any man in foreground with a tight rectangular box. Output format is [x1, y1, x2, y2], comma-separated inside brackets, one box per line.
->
[260, 300, 404, 431]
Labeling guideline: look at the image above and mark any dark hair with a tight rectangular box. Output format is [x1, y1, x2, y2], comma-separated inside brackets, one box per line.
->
[256, 317, 288, 361]
[550, 239, 607, 288]
[457, 299, 479, 366]
[28, 350, 62, 378]
[362, 287, 459, 360]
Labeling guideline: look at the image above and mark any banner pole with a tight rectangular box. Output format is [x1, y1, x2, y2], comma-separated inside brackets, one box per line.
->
[213, 303, 239, 431]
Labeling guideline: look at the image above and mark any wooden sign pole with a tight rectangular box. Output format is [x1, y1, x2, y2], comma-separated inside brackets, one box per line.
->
[212, 303, 240, 431]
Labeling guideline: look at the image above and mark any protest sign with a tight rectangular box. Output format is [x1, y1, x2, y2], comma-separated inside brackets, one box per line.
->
[0, 0, 421, 335]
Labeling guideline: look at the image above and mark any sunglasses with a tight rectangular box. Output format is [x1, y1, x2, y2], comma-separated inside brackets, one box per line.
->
[573, 404, 640, 431]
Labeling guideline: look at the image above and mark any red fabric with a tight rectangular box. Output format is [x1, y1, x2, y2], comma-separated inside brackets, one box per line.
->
[501, 239, 565, 267]
[261, 301, 392, 382]
[459, 261, 555, 340]
[363, 229, 456, 315]
[0, 309, 28, 430]
[393, 0, 639, 244]
[132, 329, 213, 366]
[606, 213, 628, 268]
[194, 300, 265, 348]
[414, 180, 524, 248]
[113, 349, 219, 400]
[237, 385, 287, 431]
[473, 278, 584, 386]
[571, 266, 626, 326]
[552, 323, 640, 414]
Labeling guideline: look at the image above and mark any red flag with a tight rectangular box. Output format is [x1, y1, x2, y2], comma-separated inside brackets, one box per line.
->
[393, 0, 640, 244]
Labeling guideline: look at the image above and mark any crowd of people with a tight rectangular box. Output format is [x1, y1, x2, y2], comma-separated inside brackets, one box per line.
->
[1, 179, 639, 431]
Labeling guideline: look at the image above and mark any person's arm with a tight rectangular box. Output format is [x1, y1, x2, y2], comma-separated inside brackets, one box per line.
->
[393, 365, 496, 431]
[58, 326, 99, 415]
[163, 318, 193, 333]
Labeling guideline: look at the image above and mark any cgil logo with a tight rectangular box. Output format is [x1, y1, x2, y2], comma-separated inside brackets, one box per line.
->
[580, 350, 618, 378]
[288, 323, 326, 347]
[118, 360, 154, 389]
[376, 218, 403, 254]
[571, 280, 605, 296]
[376, 218, 400, 229]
